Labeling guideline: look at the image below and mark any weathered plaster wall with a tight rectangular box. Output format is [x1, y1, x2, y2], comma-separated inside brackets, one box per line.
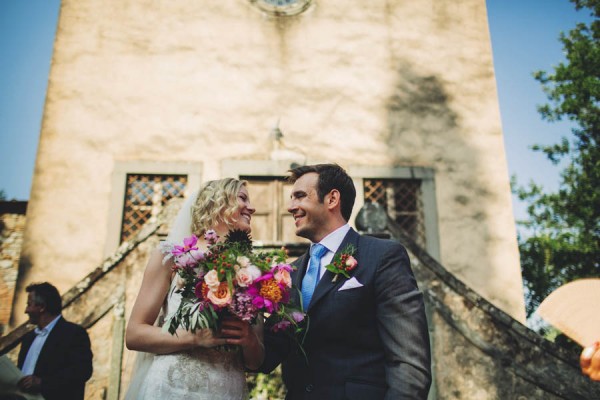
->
[13, 0, 525, 326]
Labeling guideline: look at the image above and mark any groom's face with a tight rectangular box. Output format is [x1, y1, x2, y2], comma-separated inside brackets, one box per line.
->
[288, 172, 330, 243]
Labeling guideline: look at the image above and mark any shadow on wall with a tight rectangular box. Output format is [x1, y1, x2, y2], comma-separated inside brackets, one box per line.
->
[385, 62, 459, 164]
[10, 254, 32, 327]
[383, 61, 513, 308]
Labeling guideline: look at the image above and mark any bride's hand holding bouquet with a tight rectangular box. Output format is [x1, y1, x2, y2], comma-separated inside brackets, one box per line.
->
[160, 229, 306, 357]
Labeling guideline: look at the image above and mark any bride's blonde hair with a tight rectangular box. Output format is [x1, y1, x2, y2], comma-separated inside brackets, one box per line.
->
[191, 178, 246, 236]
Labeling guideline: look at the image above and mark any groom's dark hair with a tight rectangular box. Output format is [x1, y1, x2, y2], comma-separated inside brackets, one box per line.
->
[288, 163, 356, 222]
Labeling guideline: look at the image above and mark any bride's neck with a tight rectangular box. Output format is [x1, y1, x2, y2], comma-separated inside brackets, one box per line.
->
[212, 222, 230, 240]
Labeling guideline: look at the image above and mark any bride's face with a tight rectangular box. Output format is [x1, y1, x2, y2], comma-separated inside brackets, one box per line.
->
[229, 186, 255, 232]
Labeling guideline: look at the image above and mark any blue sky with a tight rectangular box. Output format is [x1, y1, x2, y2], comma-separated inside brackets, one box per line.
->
[0, 1, 593, 223]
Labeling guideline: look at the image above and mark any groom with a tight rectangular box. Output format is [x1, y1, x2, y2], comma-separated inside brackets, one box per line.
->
[260, 164, 431, 399]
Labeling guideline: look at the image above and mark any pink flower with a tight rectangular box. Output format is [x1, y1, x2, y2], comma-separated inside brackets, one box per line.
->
[172, 235, 198, 256]
[235, 264, 262, 287]
[204, 230, 219, 245]
[171, 236, 205, 268]
[247, 274, 281, 313]
[273, 264, 292, 288]
[290, 311, 305, 323]
[271, 320, 292, 332]
[174, 252, 199, 268]
[190, 248, 205, 262]
[345, 256, 358, 271]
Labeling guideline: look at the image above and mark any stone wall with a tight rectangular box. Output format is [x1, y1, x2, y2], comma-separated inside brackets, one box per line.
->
[0, 202, 27, 335]
[386, 220, 600, 400]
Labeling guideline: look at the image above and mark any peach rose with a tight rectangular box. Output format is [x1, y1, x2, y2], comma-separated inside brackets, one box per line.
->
[274, 268, 292, 288]
[345, 256, 358, 271]
[236, 264, 261, 287]
[207, 282, 232, 307]
[204, 269, 220, 292]
[236, 268, 253, 287]
[236, 256, 250, 268]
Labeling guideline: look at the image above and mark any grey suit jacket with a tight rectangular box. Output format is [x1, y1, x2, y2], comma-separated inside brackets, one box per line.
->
[261, 228, 431, 400]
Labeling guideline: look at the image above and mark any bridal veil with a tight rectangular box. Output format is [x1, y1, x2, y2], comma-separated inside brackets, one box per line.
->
[124, 190, 198, 400]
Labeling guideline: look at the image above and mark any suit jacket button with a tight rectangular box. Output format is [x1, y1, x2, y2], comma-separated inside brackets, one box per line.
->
[305, 384, 314, 392]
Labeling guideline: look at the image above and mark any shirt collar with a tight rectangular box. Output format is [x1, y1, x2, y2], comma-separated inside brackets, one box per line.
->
[316, 224, 351, 254]
[36, 315, 61, 336]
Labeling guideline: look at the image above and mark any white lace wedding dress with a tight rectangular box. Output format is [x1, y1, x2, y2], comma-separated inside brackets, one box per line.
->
[129, 280, 248, 400]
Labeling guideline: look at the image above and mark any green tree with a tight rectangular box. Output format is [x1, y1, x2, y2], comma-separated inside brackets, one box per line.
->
[0, 189, 6, 201]
[516, 0, 599, 320]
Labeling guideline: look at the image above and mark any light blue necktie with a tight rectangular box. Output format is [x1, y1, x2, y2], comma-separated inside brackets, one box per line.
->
[301, 243, 328, 311]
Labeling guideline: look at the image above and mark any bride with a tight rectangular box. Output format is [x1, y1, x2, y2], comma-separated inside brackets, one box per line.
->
[125, 178, 264, 399]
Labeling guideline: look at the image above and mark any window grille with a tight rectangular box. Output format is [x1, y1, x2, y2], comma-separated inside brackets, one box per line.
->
[120, 174, 187, 242]
[363, 179, 426, 246]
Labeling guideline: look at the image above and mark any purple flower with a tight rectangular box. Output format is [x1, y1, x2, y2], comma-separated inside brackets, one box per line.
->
[172, 235, 199, 256]
[175, 252, 199, 268]
[291, 311, 305, 323]
[228, 291, 258, 322]
[204, 230, 219, 245]
[197, 300, 210, 313]
[172, 236, 204, 268]
[271, 320, 292, 332]
[247, 278, 277, 313]
[190, 248, 205, 262]
[270, 263, 293, 274]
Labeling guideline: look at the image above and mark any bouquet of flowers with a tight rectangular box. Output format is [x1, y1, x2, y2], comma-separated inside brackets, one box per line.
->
[159, 229, 306, 336]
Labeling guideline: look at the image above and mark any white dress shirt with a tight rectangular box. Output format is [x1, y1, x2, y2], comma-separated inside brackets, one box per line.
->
[21, 315, 62, 375]
[314, 224, 351, 279]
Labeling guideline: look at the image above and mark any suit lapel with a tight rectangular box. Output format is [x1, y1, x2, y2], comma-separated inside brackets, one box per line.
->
[291, 252, 309, 307]
[35, 317, 64, 373]
[307, 229, 360, 312]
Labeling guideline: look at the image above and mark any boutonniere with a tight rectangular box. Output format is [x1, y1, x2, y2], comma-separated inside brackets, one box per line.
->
[325, 244, 358, 282]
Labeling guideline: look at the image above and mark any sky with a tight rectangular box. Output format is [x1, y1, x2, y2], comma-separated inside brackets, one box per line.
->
[0, 1, 594, 223]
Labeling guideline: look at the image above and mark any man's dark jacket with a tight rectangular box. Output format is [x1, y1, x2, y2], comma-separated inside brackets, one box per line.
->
[18, 317, 93, 400]
[261, 228, 431, 399]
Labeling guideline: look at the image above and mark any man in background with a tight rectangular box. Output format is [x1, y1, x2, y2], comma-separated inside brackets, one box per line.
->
[17, 282, 93, 400]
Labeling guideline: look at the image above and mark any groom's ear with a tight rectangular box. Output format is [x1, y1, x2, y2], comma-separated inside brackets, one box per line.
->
[325, 189, 341, 211]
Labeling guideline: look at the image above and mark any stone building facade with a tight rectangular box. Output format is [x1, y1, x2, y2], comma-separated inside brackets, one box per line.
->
[10, 0, 526, 331]
[0, 202, 27, 335]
